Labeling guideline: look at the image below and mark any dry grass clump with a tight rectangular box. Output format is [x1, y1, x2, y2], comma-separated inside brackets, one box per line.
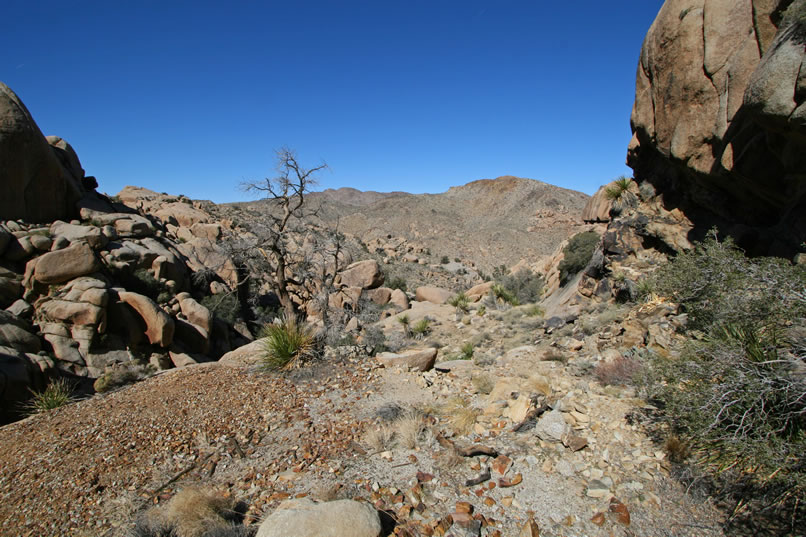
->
[664, 435, 692, 463]
[132, 487, 249, 537]
[471, 374, 495, 395]
[363, 425, 395, 452]
[440, 396, 480, 435]
[594, 355, 643, 386]
[363, 407, 432, 451]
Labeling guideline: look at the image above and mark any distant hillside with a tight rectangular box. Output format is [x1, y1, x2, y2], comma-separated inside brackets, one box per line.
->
[226, 176, 589, 272]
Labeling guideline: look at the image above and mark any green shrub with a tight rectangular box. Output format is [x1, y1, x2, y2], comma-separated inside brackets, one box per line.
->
[386, 276, 407, 292]
[524, 304, 544, 317]
[651, 231, 805, 332]
[496, 269, 544, 305]
[260, 315, 317, 370]
[28, 379, 73, 412]
[362, 325, 387, 354]
[476, 305, 486, 317]
[397, 314, 411, 337]
[200, 293, 241, 325]
[440, 256, 450, 264]
[459, 342, 474, 360]
[605, 176, 633, 201]
[448, 292, 470, 313]
[411, 318, 431, 339]
[491, 283, 519, 306]
[94, 363, 153, 393]
[640, 231, 806, 525]
[558, 231, 600, 285]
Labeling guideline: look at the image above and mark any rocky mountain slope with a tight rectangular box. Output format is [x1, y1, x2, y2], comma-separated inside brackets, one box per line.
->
[226, 176, 590, 274]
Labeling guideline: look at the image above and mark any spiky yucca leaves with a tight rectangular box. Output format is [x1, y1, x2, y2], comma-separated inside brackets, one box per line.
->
[28, 378, 73, 413]
[259, 315, 317, 370]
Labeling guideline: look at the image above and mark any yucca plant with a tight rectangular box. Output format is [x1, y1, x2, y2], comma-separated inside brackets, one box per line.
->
[397, 314, 411, 337]
[260, 315, 317, 370]
[411, 318, 431, 339]
[448, 292, 470, 313]
[28, 378, 73, 413]
[605, 176, 638, 212]
[459, 342, 474, 360]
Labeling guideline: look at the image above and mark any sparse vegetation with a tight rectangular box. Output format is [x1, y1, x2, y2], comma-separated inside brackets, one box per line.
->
[411, 318, 432, 339]
[558, 231, 600, 285]
[132, 487, 248, 537]
[639, 231, 806, 526]
[397, 314, 411, 336]
[259, 315, 317, 370]
[490, 283, 519, 306]
[471, 373, 495, 394]
[441, 396, 479, 435]
[605, 176, 634, 202]
[495, 268, 544, 304]
[386, 276, 407, 292]
[440, 255, 450, 264]
[200, 293, 241, 325]
[93, 363, 154, 393]
[447, 291, 470, 313]
[28, 378, 73, 413]
[594, 355, 642, 385]
[459, 342, 474, 360]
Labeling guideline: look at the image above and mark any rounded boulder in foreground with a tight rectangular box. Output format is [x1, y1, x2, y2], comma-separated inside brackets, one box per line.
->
[257, 498, 381, 537]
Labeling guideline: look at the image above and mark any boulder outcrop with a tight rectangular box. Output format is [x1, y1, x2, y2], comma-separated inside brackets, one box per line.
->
[628, 0, 806, 255]
[0, 82, 83, 222]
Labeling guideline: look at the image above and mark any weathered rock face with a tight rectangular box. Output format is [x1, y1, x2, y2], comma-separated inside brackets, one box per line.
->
[628, 0, 806, 255]
[0, 82, 83, 222]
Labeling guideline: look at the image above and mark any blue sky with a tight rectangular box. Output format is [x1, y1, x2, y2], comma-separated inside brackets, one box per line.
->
[2, 1, 663, 202]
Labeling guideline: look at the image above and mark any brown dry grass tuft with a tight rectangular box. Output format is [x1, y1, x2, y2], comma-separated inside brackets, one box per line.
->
[471, 374, 495, 395]
[363, 425, 395, 453]
[158, 487, 239, 537]
[664, 435, 692, 463]
[441, 396, 480, 436]
[395, 409, 427, 449]
[594, 355, 643, 386]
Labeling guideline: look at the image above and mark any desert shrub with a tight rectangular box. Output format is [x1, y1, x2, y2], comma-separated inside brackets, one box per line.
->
[200, 293, 241, 325]
[259, 315, 317, 370]
[641, 232, 806, 526]
[491, 284, 519, 306]
[524, 304, 544, 317]
[471, 374, 495, 394]
[397, 314, 411, 336]
[94, 362, 153, 393]
[496, 269, 544, 304]
[543, 349, 568, 364]
[459, 342, 474, 360]
[132, 487, 249, 537]
[476, 305, 486, 316]
[440, 396, 479, 435]
[362, 325, 387, 354]
[440, 255, 450, 264]
[651, 231, 805, 332]
[386, 276, 407, 292]
[28, 378, 73, 412]
[558, 231, 600, 285]
[447, 292, 470, 313]
[411, 318, 431, 339]
[594, 355, 642, 385]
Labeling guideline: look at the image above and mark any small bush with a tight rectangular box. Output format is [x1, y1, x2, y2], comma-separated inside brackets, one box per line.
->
[94, 363, 153, 393]
[411, 318, 431, 339]
[397, 314, 411, 336]
[476, 305, 486, 316]
[524, 304, 544, 317]
[472, 374, 495, 394]
[459, 342, 474, 360]
[201, 293, 241, 325]
[386, 276, 407, 292]
[491, 284, 519, 306]
[362, 325, 387, 354]
[543, 349, 567, 364]
[28, 378, 73, 412]
[441, 396, 479, 435]
[594, 355, 642, 385]
[496, 269, 544, 304]
[448, 292, 470, 313]
[641, 231, 806, 526]
[440, 256, 450, 264]
[260, 315, 317, 370]
[558, 231, 600, 285]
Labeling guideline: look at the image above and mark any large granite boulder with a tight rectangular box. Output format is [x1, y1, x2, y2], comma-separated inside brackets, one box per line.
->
[33, 242, 102, 285]
[628, 0, 806, 255]
[337, 260, 384, 290]
[257, 498, 381, 537]
[0, 82, 82, 222]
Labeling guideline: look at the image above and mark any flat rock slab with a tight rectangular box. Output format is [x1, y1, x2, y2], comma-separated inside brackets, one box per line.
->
[377, 347, 437, 372]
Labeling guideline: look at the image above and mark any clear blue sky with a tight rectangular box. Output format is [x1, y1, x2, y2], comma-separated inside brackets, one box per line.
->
[2, 1, 663, 202]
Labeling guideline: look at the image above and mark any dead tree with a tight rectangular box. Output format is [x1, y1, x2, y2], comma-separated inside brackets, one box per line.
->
[239, 147, 328, 318]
